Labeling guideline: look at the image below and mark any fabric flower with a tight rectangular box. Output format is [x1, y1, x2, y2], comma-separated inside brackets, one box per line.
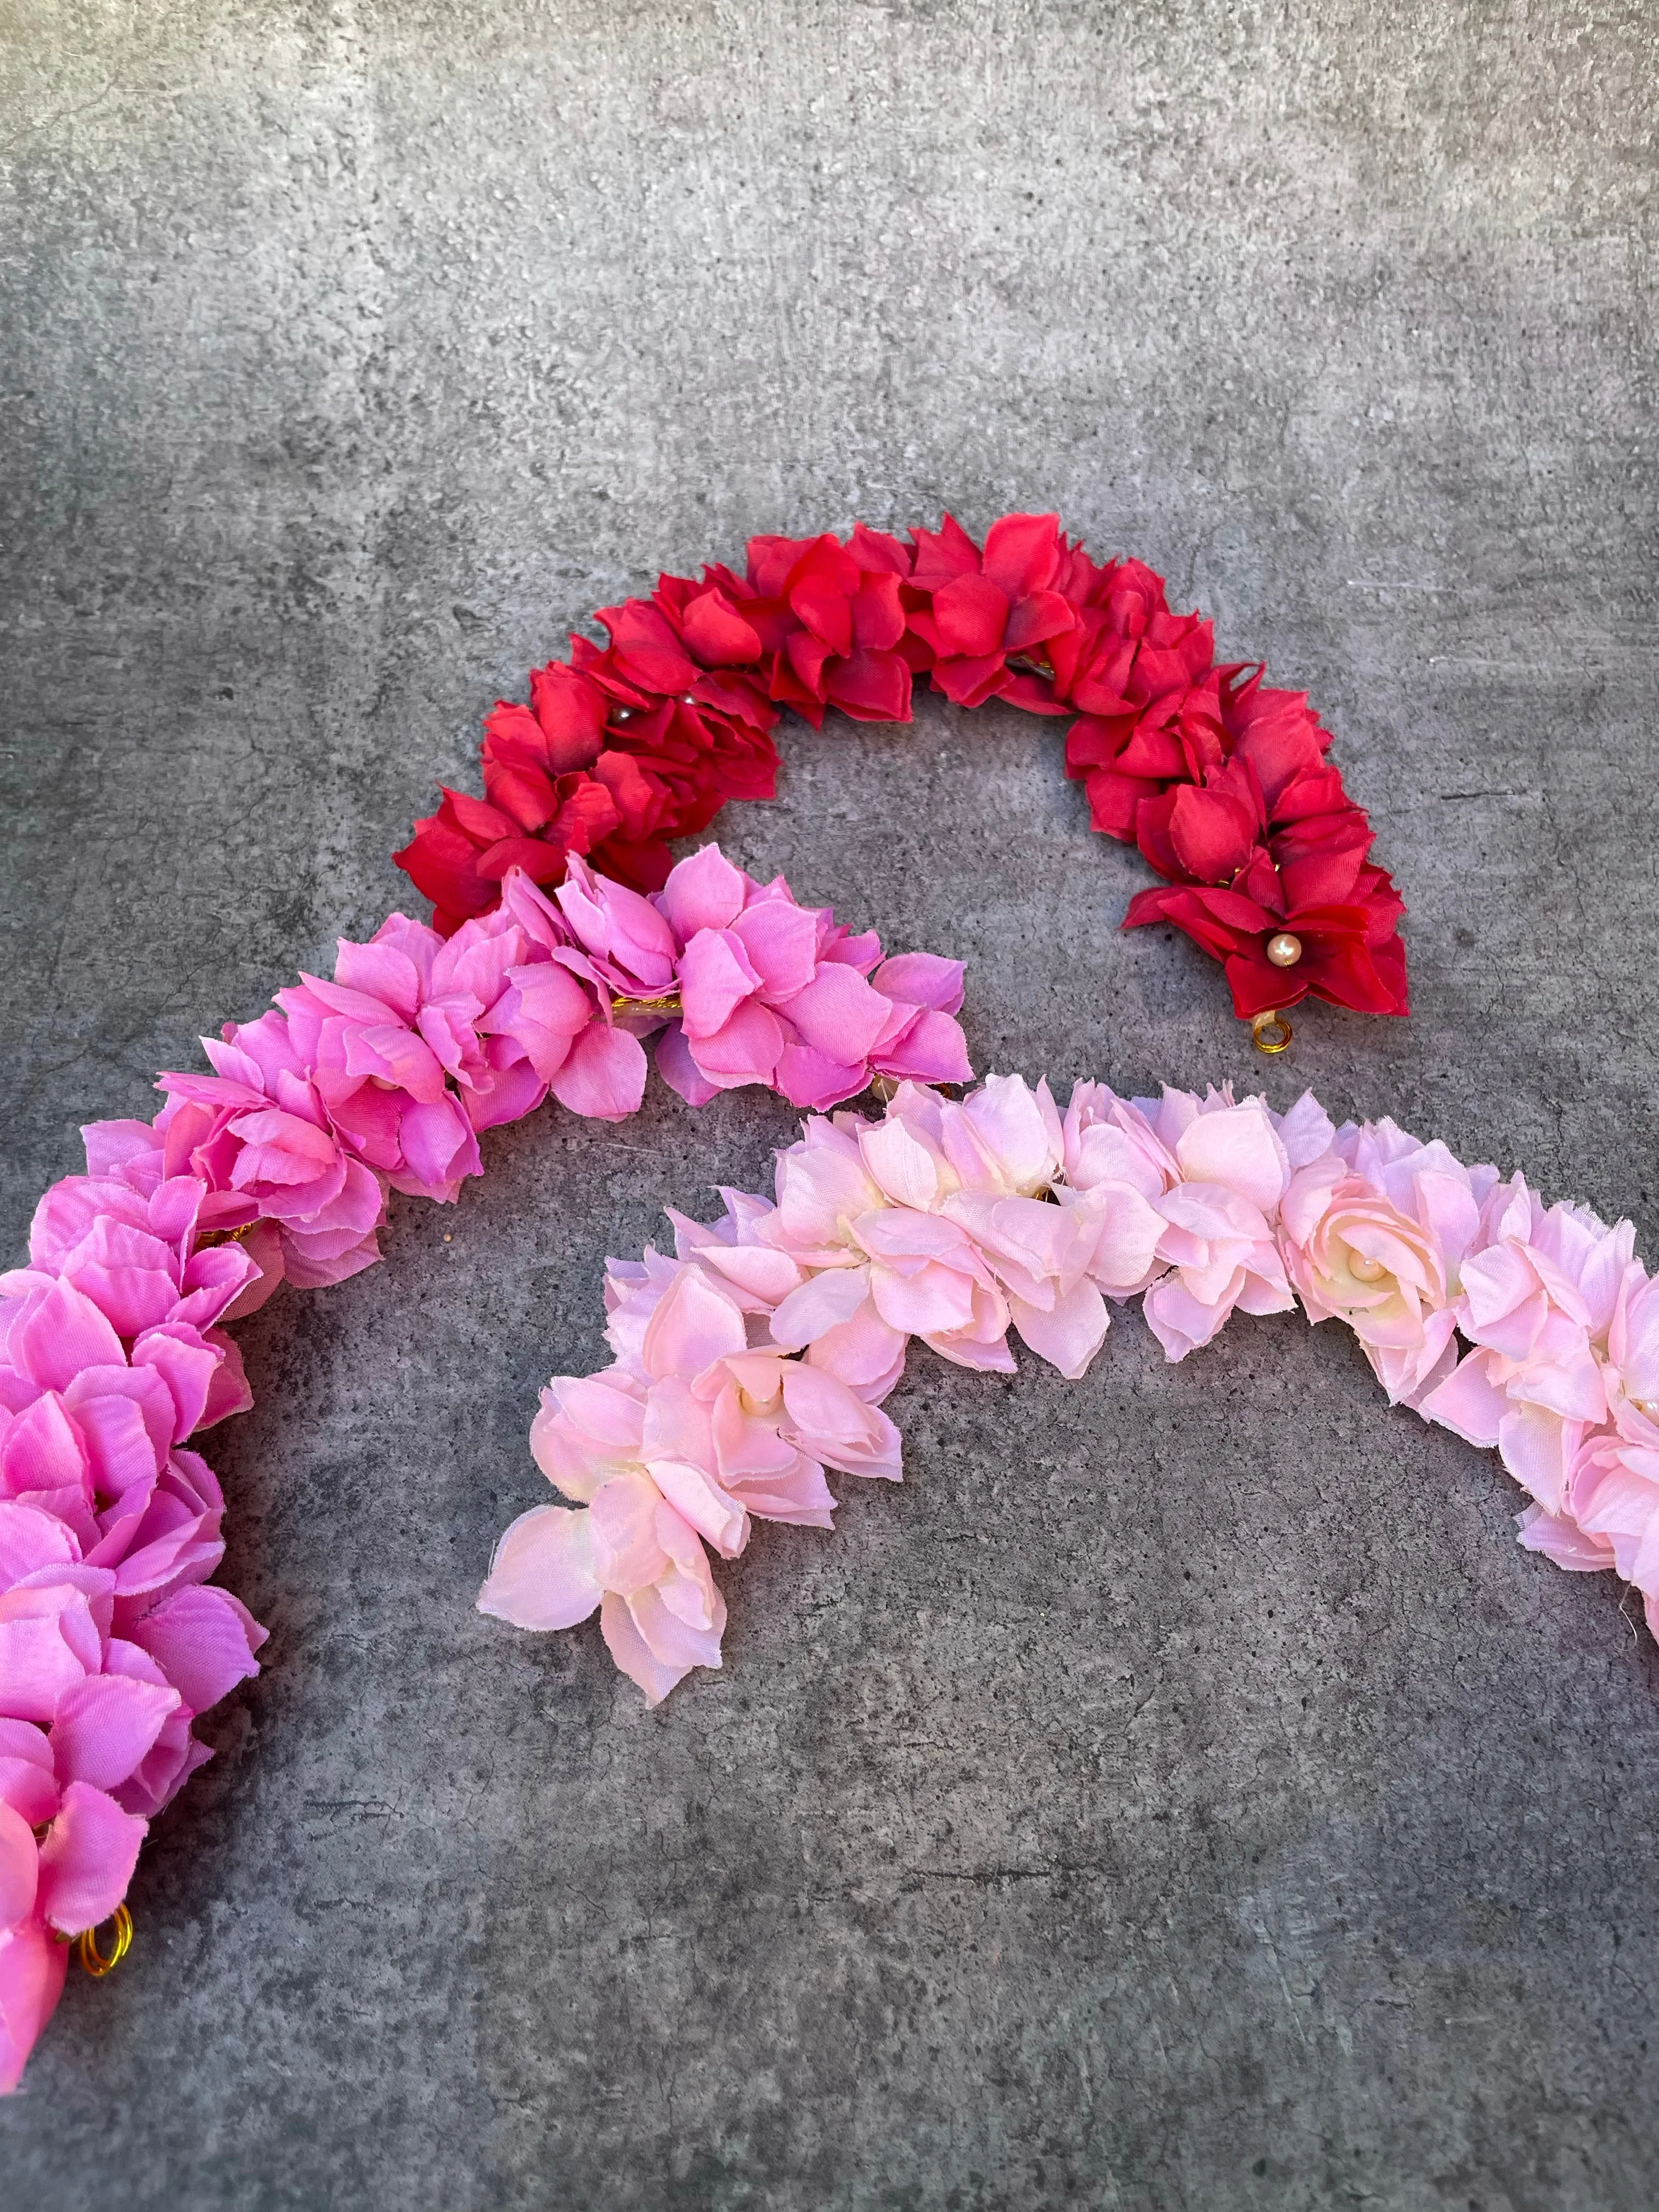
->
[1278, 1114, 1499, 1406]
[1419, 1179, 1640, 1510]
[645, 845, 972, 1113]
[1062, 1085, 1295, 1359]
[129, 1030, 388, 1302]
[478, 1260, 900, 1702]
[0, 1269, 267, 2096]
[394, 518, 1408, 1024]
[685, 524, 919, 727]
[395, 641, 781, 929]
[904, 512, 1079, 709]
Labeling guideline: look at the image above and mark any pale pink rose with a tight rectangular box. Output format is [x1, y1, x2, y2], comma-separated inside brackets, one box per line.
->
[753, 1112, 1017, 1371]
[1458, 1178, 1633, 1419]
[1547, 1411, 1659, 1633]
[879, 1076, 1117, 1378]
[1277, 1115, 1493, 1407]
[1062, 1081, 1176, 1202]
[1608, 1267, 1659, 1414]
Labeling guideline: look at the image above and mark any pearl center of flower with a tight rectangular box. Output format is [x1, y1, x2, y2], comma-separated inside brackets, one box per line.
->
[1346, 1252, 1389, 1284]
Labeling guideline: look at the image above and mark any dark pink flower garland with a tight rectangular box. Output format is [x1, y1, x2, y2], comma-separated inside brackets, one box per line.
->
[396, 515, 1409, 1029]
[0, 844, 970, 2094]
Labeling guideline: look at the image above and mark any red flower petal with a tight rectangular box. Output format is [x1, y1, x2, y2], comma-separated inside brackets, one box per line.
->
[931, 652, 1012, 709]
[528, 664, 607, 772]
[980, 512, 1063, 599]
[596, 599, 698, 693]
[788, 573, 854, 657]
[785, 627, 836, 698]
[442, 786, 518, 847]
[907, 512, 984, 590]
[473, 835, 568, 884]
[679, 589, 763, 666]
[825, 648, 912, 724]
[849, 572, 905, 652]
[1169, 784, 1260, 884]
[482, 761, 559, 834]
[847, 522, 912, 577]
[1083, 769, 1155, 842]
[1002, 589, 1076, 653]
[929, 574, 1008, 659]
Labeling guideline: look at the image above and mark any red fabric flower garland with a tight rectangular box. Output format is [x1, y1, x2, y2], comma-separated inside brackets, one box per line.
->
[396, 515, 1409, 1026]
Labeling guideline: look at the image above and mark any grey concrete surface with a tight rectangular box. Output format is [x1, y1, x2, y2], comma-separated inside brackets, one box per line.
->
[1, 2, 1656, 2205]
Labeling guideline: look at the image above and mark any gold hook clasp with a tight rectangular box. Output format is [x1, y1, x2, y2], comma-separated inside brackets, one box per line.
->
[1250, 1009, 1293, 1056]
[76, 1904, 133, 1979]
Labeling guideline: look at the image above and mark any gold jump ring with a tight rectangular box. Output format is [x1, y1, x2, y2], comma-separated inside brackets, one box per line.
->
[76, 1904, 133, 1979]
[1250, 1009, 1293, 1056]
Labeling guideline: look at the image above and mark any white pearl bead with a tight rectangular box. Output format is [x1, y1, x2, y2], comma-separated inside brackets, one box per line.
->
[1266, 932, 1304, 969]
[1346, 1253, 1389, 1284]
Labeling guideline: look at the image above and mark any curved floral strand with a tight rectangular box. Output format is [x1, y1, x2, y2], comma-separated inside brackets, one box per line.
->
[393, 515, 1410, 1030]
[483, 1074, 1658, 1705]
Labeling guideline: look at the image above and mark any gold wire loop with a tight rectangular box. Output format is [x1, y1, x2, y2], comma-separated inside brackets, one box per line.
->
[76, 1904, 133, 1979]
[609, 992, 683, 1019]
[1250, 1009, 1294, 1056]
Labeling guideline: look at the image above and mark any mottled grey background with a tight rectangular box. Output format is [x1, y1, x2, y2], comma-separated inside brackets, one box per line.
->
[1, 3, 1656, 2206]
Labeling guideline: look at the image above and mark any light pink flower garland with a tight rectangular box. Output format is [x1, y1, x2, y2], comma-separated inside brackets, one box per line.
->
[483, 1076, 1659, 1703]
[0, 844, 970, 2094]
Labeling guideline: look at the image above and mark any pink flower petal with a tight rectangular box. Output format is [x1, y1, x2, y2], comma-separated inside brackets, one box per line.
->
[34, 1781, 145, 1934]
[775, 963, 891, 1065]
[50, 1675, 179, 1793]
[1172, 1104, 1289, 1217]
[548, 1022, 648, 1122]
[653, 844, 750, 940]
[640, 1268, 747, 1381]
[678, 928, 763, 1040]
[125, 1585, 266, 1714]
[0, 1803, 37, 1932]
[1006, 1280, 1111, 1380]
[0, 1920, 67, 2095]
[599, 1590, 696, 1705]
[1515, 1504, 1616, 1572]
[13, 1283, 125, 1392]
[654, 1022, 722, 1108]
[0, 1504, 78, 1588]
[730, 899, 819, 999]
[870, 952, 965, 1014]
[478, 1504, 602, 1630]
[770, 1267, 873, 1351]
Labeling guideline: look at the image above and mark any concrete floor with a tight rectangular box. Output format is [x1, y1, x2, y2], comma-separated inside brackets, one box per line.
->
[2, 3, 1657, 2205]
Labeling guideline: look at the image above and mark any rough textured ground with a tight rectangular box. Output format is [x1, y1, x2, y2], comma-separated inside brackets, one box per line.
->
[1, 3, 1656, 2206]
